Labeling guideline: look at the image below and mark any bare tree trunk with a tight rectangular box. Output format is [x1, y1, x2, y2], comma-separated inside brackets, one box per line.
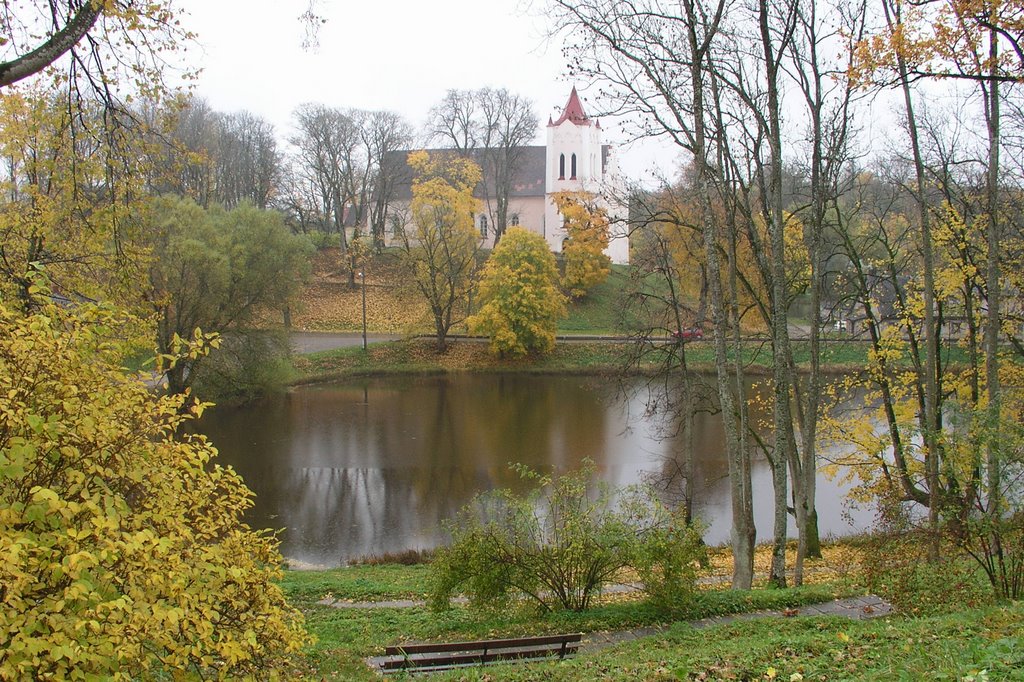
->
[787, 0, 864, 580]
[547, 0, 750, 586]
[983, 22, 1002, 522]
[758, 0, 795, 589]
[883, 0, 942, 559]
[726, 202, 757, 589]
[693, 1, 755, 590]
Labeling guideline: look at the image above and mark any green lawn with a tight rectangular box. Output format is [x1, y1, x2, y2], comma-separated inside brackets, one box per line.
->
[279, 561, 1022, 681]
[559, 264, 638, 334]
[279, 563, 433, 603]
[282, 564, 855, 681]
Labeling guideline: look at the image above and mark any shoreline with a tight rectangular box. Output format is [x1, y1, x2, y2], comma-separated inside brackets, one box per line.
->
[288, 336, 869, 388]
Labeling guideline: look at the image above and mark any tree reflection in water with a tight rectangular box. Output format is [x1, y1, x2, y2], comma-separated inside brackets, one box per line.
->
[195, 374, 872, 567]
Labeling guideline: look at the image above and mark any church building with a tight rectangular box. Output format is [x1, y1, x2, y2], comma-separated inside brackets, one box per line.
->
[377, 87, 629, 264]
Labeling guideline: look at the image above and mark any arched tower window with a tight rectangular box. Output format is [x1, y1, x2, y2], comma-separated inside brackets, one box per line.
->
[558, 154, 565, 180]
[479, 214, 488, 238]
[510, 213, 519, 226]
[570, 153, 577, 179]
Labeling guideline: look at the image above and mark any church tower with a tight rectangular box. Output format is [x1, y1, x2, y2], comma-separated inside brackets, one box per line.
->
[543, 87, 628, 264]
[544, 87, 605, 254]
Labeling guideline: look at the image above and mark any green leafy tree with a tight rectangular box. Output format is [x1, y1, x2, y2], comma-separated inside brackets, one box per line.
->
[146, 196, 312, 396]
[399, 150, 482, 351]
[0, 296, 311, 679]
[430, 462, 705, 613]
[468, 226, 567, 357]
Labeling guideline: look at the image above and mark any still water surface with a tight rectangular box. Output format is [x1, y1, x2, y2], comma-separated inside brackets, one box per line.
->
[196, 374, 872, 567]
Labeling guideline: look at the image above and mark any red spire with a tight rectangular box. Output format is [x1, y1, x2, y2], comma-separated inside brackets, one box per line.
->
[549, 86, 592, 126]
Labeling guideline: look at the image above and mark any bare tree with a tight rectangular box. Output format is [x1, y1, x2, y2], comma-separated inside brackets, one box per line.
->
[624, 186, 714, 526]
[143, 98, 283, 210]
[427, 87, 539, 244]
[215, 111, 282, 209]
[363, 110, 414, 249]
[278, 159, 324, 234]
[712, 0, 802, 588]
[550, 0, 758, 589]
[476, 88, 539, 242]
[160, 97, 219, 207]
[290, 103, 363, 268]
[781, 0, 866, 584]
[428, 89, 481, 151]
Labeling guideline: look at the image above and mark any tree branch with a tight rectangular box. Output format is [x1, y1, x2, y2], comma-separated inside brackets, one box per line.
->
[0, 1, 104, 88]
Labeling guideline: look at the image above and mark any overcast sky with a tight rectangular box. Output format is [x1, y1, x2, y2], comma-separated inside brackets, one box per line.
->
[176, 0, 678, 181]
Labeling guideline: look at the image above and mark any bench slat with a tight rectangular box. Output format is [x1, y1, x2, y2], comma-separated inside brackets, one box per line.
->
[381, 643, 582, 671]
[384, 632, 582, 657]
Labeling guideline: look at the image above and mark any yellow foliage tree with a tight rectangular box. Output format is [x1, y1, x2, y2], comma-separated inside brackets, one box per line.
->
[733, 210, 811, 330]
[630, 184, 806, 335]
[0, 89, 145, 307]
[469, 227, 567, 357]
[851, 0, 1024, 84]
[0, 295, 310, 679]
[402, 150, 481, 350]
[0, 0, 196, 309]
[627, 186, 709, 338]
[552, 191, 611, 298]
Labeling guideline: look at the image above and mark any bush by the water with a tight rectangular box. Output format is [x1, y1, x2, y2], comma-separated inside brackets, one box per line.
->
[190, 328, 293, 402]
[430, 462, 705, 613]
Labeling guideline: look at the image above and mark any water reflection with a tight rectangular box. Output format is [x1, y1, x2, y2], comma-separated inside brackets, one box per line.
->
[196, 374, 871, 567]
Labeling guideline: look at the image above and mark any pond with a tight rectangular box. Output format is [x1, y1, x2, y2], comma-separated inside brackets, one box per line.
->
[195, 374, 873, 568]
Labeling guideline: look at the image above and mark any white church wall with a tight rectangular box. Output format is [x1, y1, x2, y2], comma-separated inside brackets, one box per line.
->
[368, 89, 631, 265]
[543, 97, 629, 265]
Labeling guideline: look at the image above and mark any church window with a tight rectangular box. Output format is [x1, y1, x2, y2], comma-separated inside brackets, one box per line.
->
[559, 154, 565, 180]
[480, 214, 488, 237]
[510, 213, 519, 226]
[571, 153, 577, 179]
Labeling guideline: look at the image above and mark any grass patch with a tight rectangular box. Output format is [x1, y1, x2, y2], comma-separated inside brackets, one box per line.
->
[290, 338, 639, 383]
[560, 265, 637, 335]
[481, 603, 1023, 682]
[302, 602, 1023, 681]
[279, 564, 432, 606]
[280, 539, 1019, 681]
[283, 572, 858, 681]
[289, 336, 885, 385]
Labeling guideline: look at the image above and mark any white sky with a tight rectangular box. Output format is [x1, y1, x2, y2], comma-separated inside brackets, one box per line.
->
[175, 0, 679, 182]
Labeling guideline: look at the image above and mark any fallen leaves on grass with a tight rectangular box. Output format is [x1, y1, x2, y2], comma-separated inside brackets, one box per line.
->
[704, 543, 865, 587]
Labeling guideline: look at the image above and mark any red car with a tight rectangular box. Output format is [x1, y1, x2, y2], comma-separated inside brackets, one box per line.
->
[672, 327, 704, 342]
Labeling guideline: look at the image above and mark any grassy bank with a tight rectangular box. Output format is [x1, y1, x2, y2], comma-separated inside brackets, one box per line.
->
[289, 336, 888, 384]
[291, 338, 634, 383]
[278, 542, 1021, 681]
[287, 249, 984, 384]
[291, 250, 639, 336]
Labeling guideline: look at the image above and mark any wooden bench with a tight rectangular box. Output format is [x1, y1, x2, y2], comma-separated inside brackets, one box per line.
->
[377, 632, 583, 673]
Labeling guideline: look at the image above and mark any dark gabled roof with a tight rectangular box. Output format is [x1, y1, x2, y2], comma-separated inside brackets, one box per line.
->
[384, 146, 546, 201]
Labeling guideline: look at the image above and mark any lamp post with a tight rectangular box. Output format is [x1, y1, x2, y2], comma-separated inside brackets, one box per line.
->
[360, 270, 367, 352]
